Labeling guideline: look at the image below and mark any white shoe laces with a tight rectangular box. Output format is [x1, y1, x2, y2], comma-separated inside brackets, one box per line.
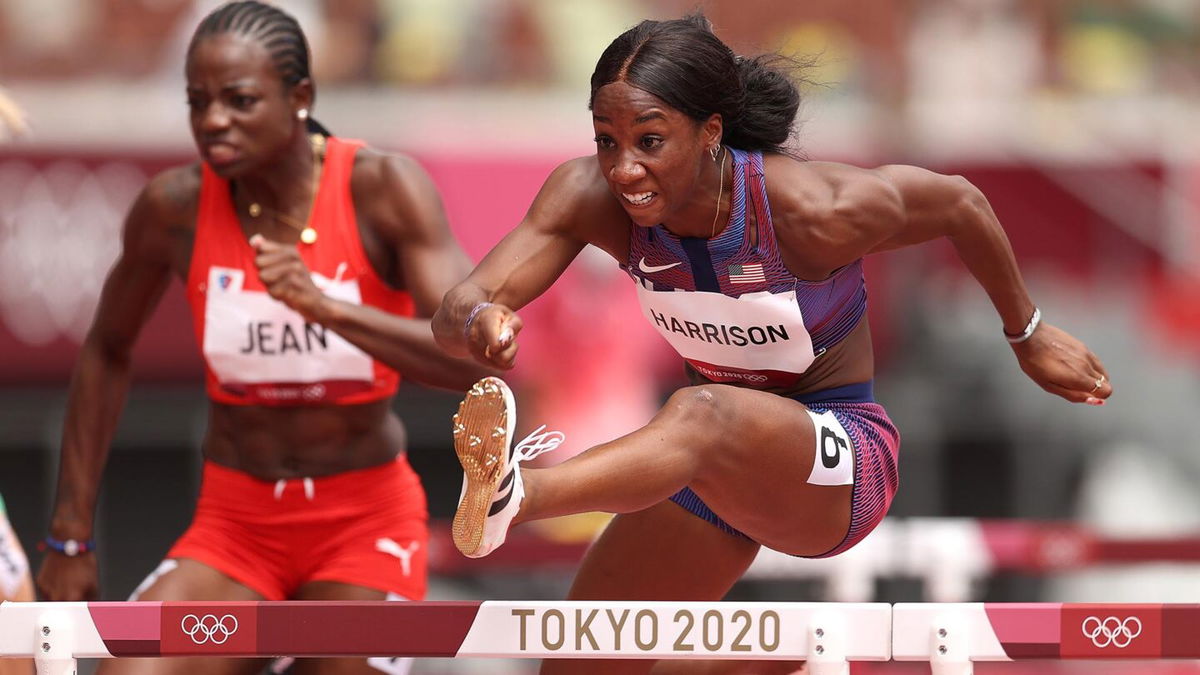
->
[513, 424, 565, 463]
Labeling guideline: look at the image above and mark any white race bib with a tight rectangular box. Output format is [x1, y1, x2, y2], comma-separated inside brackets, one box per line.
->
[806, 409, 855, 486]
[634, 281, 816, 375]
[202, 266, 373, 390]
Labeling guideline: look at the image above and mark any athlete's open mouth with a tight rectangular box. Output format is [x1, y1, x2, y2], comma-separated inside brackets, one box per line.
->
[622, 191, 656, 207]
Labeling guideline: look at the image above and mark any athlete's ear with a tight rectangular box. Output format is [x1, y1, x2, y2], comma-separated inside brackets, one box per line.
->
[700, 113, 724, 151]
[289, 78, 314, 121]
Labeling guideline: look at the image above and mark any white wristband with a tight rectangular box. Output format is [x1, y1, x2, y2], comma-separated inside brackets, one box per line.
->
[1004, 306, 1041, 344]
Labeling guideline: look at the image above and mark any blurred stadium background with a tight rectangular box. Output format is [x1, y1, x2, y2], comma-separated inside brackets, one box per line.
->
[1, 0, 1199, 673]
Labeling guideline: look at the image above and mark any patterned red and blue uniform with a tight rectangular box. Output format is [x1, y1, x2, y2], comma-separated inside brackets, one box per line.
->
[624, 148, 899, 557]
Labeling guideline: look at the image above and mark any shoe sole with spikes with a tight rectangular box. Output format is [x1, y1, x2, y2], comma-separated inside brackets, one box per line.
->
[451, 376, 516, 557]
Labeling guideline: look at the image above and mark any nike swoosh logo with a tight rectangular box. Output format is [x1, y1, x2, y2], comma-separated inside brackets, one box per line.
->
[638, 258, 683, 274]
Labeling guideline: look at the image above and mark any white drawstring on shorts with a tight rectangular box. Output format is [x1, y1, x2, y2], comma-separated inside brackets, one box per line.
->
[273, 477, 316, 501]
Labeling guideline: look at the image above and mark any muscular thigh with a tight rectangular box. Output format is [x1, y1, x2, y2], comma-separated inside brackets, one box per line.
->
[540, 501, 761, 675]
[98, 559, 267, 675]
[685, 386, 853, 556]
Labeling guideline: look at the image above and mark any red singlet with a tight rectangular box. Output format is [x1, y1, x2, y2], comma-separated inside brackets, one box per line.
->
[187, 136, 414, 406]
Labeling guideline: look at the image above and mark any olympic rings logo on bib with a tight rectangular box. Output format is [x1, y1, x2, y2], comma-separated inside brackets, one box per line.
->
[1081, 616, 1141, 649]
[689, 363, 770, 383]
[181, 613, 240, 645]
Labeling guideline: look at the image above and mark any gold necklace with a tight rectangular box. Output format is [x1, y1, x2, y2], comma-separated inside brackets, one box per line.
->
[710, 146, 727, 238]
[245, 133, 325, 244]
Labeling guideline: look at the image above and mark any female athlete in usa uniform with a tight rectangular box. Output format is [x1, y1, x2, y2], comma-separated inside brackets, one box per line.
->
[433, 15, 1112, 674]
[36, 3, 488, 674]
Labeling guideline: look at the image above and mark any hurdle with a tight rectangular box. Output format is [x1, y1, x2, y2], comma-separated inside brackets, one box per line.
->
[893, 603, 1200, 675]
[7, 600, 1200, 673]
[0, 601, 891, 674]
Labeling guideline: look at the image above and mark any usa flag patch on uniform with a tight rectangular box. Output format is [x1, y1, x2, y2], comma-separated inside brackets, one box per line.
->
[728, 263, 765, 284]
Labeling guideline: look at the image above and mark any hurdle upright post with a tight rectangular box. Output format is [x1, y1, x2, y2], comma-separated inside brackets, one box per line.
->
[804, 610, 850, 675]
[33, 608, 77, 675]
[892, 604, 1007, 675]
[927, 611, 972, 675]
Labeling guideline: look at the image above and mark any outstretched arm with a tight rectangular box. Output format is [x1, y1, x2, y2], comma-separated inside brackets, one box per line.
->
[432, 158, 618, 369]
[862, 164, 1111, 404]
[38, 168, 185, 601]
[253, 152, 494, 391]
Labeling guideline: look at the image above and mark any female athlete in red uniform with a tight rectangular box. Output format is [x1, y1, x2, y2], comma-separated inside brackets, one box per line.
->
[433, 15, 1112, 674]
[36, 3, 488, 673]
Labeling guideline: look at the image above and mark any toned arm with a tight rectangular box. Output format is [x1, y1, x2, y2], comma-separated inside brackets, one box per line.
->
[863, 165, 1035, 334]
[38, 166, 193, 600]
[431, 157, 624, 368]
[770, 159, 1110, 405]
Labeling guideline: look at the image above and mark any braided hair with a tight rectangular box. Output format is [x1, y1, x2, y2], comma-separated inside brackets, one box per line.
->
[188, 1, 329, 135]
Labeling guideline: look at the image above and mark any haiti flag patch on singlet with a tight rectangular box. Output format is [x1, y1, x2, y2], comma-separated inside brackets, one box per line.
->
[202, 265, 374, 403]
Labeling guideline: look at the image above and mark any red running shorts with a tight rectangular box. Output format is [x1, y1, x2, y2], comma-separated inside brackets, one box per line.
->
[166, 455, 428, 600]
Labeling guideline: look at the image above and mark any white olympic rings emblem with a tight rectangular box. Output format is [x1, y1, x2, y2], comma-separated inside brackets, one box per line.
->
[1081, 616, 1142, 648]
[181, 613, 239, 645]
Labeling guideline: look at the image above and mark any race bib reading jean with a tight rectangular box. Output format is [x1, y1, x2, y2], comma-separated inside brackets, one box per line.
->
[202, 266, 374, 399]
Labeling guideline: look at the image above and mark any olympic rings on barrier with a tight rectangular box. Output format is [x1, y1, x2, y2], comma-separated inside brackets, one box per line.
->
[180, 613, 240, 645]
[1081, 616, 1142, 649]
[11, 600, 1200, 668]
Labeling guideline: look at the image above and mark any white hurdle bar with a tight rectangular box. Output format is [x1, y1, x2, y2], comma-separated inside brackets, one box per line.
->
[894, 603, 1200, 675]
[0, 601, 891, 675]
[6, 600, 1200, 674]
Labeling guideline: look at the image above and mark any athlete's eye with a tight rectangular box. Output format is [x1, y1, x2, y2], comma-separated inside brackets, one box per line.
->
[639, 136, 663, 150]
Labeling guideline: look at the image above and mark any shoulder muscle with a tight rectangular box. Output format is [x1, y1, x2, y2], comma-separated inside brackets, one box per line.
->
[351, 149, 448, 246]
[765, 157, 903, 271]
[126, 164, 200, 259]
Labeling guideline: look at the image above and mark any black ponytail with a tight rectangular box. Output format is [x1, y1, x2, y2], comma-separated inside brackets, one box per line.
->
[725, 55, 801, 151]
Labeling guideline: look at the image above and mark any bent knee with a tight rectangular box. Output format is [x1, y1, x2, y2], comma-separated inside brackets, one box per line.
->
[661, 385, 730, 426]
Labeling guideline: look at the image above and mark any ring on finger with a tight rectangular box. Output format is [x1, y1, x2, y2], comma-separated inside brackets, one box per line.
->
[1091, 374, 1106, 392]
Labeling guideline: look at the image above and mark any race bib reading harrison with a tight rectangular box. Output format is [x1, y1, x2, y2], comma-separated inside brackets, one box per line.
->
[202, 266, 373, 400]
[633, 282, 816, 375]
